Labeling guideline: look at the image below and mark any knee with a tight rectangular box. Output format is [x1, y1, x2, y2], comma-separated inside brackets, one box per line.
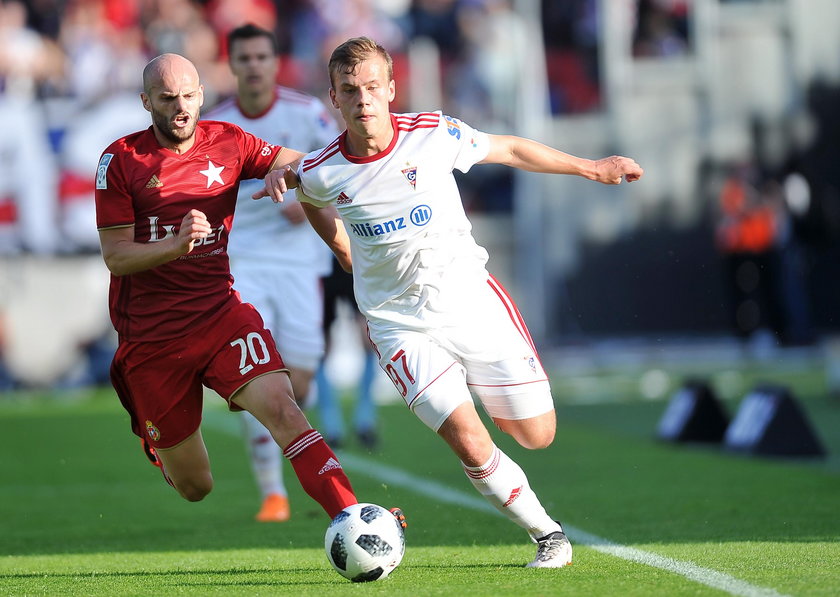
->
[457, 428, 495, 460]
[497, 418, 555, 450]
[175, 475, 213, 502]
[518, 428, 555, 450]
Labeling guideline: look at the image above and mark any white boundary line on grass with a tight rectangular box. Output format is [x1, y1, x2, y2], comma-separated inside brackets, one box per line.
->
[337, 454, 789, 597]
[203, 413, 789, 597]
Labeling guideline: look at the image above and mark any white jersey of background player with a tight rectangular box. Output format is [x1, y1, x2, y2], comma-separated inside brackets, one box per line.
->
[205, 24, 337, 523]
[258, 37, 643, 567]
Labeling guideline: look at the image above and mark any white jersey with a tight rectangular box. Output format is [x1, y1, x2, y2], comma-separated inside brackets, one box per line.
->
[205, 86, 338, 272]
[296, 112, 492, 328]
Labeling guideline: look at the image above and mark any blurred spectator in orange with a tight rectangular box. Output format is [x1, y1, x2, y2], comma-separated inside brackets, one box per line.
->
[715, 163, 783, 343]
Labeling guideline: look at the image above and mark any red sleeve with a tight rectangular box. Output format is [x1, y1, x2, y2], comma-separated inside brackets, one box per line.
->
[234, 125, 283, 181]
[94, 147, 134, 229]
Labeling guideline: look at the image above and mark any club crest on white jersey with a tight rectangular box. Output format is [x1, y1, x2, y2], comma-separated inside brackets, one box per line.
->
[402, 166, 417, 189]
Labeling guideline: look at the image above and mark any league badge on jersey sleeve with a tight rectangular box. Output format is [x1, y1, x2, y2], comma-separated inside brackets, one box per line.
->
[96, 153, 114, 190]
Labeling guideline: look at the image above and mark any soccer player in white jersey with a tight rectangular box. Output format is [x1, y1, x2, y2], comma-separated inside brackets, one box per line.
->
[205, 24, 339, 523]
[257, 37, 643, 567]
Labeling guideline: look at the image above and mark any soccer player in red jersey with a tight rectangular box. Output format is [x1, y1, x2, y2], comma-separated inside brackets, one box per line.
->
[93, 53, 356, 519]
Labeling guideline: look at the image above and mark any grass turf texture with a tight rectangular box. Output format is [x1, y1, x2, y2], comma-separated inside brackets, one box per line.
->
[1, 362, 839, 596]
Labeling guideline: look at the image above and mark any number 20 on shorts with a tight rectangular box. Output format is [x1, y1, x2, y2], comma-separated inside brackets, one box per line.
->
[230, 332, 271, 375]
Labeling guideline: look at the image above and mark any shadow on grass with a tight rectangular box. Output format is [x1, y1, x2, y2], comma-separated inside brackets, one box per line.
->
[0, 561, 524, 588]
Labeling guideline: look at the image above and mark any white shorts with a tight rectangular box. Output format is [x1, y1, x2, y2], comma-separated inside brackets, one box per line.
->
[367, 275, 553, 431]
[231, 261, 324, 371]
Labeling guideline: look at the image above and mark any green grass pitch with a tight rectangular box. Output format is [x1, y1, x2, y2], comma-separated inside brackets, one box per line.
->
[1, 361, 839, 596]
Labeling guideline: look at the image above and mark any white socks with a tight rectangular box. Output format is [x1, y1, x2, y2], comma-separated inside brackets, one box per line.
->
[463, 445, 562, 541]
[241, 411, 286, 498]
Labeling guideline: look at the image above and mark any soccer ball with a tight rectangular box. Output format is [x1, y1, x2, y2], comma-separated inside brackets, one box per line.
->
[324, 503, 405, 582]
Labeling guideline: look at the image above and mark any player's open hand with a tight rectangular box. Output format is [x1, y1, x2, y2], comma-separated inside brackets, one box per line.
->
[252, 165, 299, 202]
[594, 156, 644, 184]
[179, 209, 211, 252]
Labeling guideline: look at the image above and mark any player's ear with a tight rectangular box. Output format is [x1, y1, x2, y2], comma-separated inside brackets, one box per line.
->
[198, 84, 205, 107]
[140, 92, 151, 113]
[387, 79, 395, 102]
[329, 87, 339, 110]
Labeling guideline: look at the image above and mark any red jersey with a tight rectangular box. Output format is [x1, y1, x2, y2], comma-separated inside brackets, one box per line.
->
[95, 120, 281, 341]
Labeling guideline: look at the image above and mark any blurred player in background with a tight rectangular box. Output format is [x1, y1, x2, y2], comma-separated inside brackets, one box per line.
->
[316, 256, 379, 450]
[206, 23, 338, 523]
[259, 37, 643, 568]
[94, 53, 357, 520]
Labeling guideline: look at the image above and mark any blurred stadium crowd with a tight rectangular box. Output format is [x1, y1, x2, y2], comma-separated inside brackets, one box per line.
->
[4, 0, 840, 391]
[0, 0, 699, 255]
[2, 0, 591, 388]
[1, 0, 484, 257]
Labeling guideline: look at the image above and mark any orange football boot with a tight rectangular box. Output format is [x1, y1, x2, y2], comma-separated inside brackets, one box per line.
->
[256, 493, 291, 522]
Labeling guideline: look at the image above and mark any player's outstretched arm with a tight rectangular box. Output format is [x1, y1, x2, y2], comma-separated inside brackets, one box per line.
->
[252, 148, 306, 202]
[301, 202, 352, 272]
[99, 209, 211, 276]
[482, 134, 643, 185]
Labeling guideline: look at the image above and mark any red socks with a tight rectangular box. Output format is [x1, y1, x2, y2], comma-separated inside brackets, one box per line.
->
[283, 429, 357, 518]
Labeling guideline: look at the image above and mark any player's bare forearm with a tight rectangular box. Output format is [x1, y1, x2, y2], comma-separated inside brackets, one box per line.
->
[483, 134, 643, 185]
[99, 209, 211, 276]
[99, 230, 188, 275]
[253, 148, 304, 202]
[270, 147, 306, 172]
[301, 202, 352, 272]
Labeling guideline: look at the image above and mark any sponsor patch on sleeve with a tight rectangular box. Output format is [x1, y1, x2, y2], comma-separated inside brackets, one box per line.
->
[96, 153, 114, 190]
[444, 115, 462, 139]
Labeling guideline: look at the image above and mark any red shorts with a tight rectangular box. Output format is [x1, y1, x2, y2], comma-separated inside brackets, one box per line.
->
[110, 302, 286, 449]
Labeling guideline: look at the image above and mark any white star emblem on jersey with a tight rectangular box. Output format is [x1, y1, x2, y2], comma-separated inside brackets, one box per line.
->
[199, 160, 225, 188]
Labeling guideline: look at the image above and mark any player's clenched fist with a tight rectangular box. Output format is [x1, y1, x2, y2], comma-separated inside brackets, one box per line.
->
[593, 156, 644, 185]
[179, 209, 211, 252]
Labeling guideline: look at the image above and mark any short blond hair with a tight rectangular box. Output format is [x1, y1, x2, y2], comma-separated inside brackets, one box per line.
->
[328, 37, 393, 88]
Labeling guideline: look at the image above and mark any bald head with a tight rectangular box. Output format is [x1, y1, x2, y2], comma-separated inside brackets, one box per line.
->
[140, 53, 204, 152]
[142, 53, 199, 95]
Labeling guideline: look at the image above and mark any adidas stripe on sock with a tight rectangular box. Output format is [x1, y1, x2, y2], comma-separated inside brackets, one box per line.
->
[463, 445, 562, 541]
[283, 429, 357, 518]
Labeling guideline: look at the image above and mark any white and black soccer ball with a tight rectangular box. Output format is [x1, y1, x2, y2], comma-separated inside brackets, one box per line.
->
[324, 503, 405, 582]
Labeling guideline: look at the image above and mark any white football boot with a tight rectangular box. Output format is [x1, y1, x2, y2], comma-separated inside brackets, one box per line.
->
[526, 528, 573, 568]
